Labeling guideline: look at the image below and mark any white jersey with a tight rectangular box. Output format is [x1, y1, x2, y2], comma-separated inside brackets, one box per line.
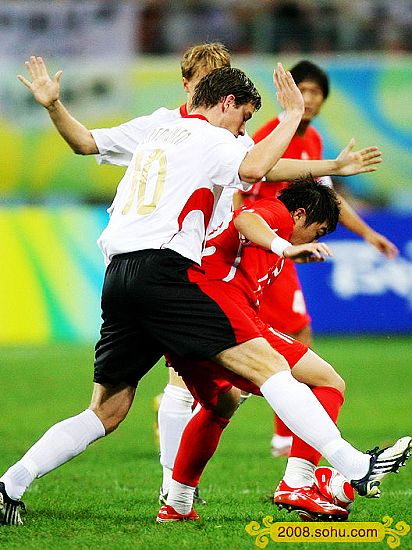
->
[91, 106, 185, 167]
[91, 106, 253, 231]
[97, 115, 249, 265]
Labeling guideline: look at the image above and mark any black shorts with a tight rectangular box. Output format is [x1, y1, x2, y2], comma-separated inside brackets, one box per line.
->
[94, 249, 261, 387]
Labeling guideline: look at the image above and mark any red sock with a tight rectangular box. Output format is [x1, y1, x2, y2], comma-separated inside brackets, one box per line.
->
[289, 386, 344, 466]
[274, 414, 293, 437]
[173, 407, 230, 487]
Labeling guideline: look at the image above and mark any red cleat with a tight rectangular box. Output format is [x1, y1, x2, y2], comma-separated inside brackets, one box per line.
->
[156, 504, 200, 523]
[273, 480, 349, 521]
[315, 467, 355, 510]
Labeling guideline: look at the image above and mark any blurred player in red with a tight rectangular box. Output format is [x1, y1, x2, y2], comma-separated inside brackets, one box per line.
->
[237, 61, 399, 458]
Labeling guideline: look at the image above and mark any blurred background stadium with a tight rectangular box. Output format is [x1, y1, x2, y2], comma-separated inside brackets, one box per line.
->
[1, 0, 412, 344]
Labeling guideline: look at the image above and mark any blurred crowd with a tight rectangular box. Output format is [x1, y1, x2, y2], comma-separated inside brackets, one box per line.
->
[2, 0, 412, 59]
[139, 0, 412, 55]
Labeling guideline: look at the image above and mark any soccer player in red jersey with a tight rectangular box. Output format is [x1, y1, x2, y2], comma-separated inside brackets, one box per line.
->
[159, 180, 350, 521]
[157, 180, 405, 522]
[238, 61, 398, 458]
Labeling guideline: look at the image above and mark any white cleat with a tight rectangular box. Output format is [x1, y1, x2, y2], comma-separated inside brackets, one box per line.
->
[351, 436, 412, 497]
[0, 482, 26, 526]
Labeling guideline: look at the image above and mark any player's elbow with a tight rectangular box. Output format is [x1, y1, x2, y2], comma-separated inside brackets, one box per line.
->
[239, 154, 269, 183]
[239, 167, 266, 184]
[73, 147, 88, 155]
[72, 134, 99, 155]
[233, 213, 251, 234]
[73, 148, 92, 156]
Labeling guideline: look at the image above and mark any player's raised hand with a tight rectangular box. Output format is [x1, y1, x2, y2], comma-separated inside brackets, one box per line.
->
[364, 229, 399, 259]
[283, 242, 333, 263]
[273, 63, 304, 117]
[335, 138, 382, 176]
[17, 56, 62, 109]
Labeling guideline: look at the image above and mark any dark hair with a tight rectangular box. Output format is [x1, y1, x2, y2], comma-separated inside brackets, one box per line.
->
[290, 60, 329, 99]
[278, 178, 340, 234]
[191, 67, 261, 111]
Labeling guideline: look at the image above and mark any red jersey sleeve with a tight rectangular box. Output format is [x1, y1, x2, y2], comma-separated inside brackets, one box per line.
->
[252, 118, 279, 144]
[234, 198, 293, 242]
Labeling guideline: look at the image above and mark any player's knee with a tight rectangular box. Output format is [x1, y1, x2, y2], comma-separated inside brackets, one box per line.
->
[291, 324, 313, 347]
[216, 338, 290, 387]
[322, 363, 346, 394]
[90, 406, 128, 434]
[214, 387, 241, 418]
[333, 373, 346, 395]
[89, 383, 135, 434]
[169, 368, 187, 388]
[247, 346, 290, 386]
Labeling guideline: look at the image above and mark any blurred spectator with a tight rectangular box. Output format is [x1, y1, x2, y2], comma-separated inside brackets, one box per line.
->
[135, 0, 412, 55]
[162, 1, 246, 53]
[312, 1, 339, 53]
[138, 1, 168, 54]
[1, 0, 412, 56]
[381, 0, 412, 53]
[268, 0, 315, 54]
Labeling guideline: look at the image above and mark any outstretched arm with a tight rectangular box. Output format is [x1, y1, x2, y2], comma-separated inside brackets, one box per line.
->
[265, 138, 382, 181]
[18, 56, 98, 155]
[234, 211, 332, 263]
[239, 63, 304, 183]
[338, 195, 399, 259]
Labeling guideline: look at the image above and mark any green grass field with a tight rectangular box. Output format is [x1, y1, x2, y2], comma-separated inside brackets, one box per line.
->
[1, 336, 411, 550]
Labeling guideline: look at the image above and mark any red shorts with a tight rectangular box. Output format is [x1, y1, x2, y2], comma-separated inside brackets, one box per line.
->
[259, 259, 311, 335]
[168, 317, 308, 410]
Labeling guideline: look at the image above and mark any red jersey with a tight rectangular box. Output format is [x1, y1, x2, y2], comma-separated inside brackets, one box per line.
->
[202, 198, 293, 309]
[244, 115, 323, 203]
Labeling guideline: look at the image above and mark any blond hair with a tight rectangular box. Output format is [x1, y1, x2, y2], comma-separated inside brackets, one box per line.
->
[180, 42, 231, 81]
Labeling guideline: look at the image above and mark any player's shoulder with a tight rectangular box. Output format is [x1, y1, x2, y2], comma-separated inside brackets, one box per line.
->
[127, 106, 180, 127]
[153, 106, 179, 116]
[255, 198, 293, 234]
[241, 197, 286, 217]
[202, 122, 243, 145]
[252, 196, 285, 209]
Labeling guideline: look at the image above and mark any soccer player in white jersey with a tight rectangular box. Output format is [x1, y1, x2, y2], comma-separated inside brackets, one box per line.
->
[15, 45, 386, 509]
[2, 63, 410, 526]
[16, 44, 249, 507]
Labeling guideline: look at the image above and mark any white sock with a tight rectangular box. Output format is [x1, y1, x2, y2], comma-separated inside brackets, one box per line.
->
[271, 434, 293, 449]
[166, 480, 196, 515]
[161, 466, 173, 496]
[283, 457, 315, 488]
[323, 439, 370, 481]
[0, 409, 105, 500]
[0, 463, 32, 501]
[158, 384, 194, 478]
[260, 372, 369, 480]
